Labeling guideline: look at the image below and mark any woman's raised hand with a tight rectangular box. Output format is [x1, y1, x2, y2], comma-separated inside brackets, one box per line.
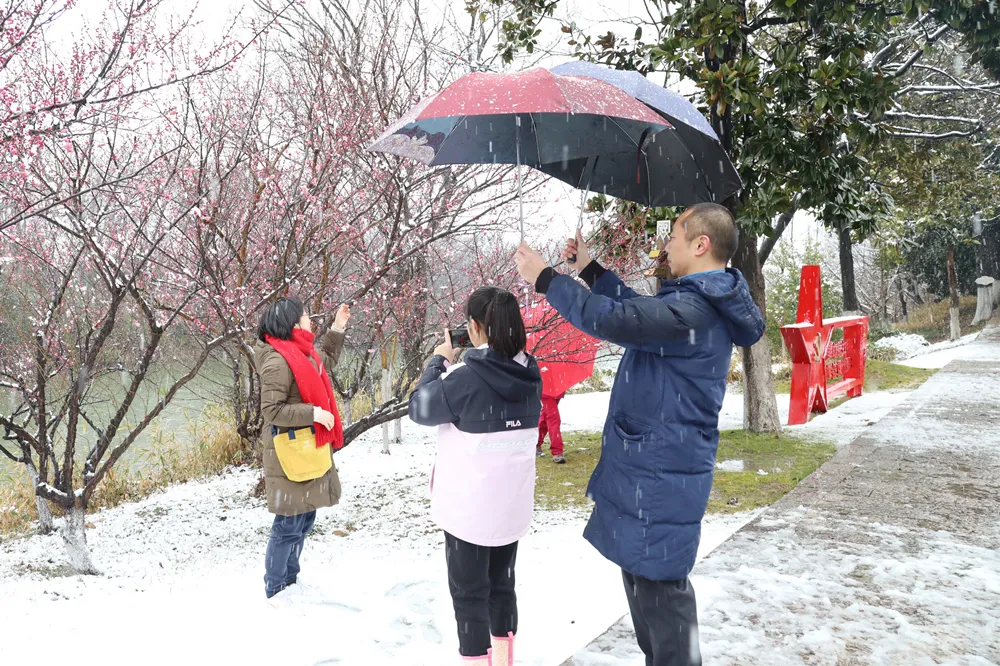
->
[333, 304, 351, 330]
[433, 328, 456, 363]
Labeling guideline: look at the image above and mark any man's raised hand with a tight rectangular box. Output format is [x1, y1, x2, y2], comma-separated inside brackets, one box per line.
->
[563, 229, 591, 272]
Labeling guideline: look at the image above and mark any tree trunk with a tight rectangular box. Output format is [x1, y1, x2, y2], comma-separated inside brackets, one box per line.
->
[897, 274, 909, 324]
[910, 272, 926, 306]
[231, 349, 262, 463]
[732, 234, 783, 433]
[948, 246, 961, 341]
[839, 225, 861, 313]
[380, 368, 392, 455]
[25, 461, 54, 534]
[709, 18, 779, 433]
[976, 218, 1000, 280]
[62, 504, 98, 575]
[342, 396, 352, 427]
[880, 264, 889, 325]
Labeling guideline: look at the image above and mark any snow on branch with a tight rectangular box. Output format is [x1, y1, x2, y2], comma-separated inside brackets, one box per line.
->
[887, 126, 983, 140]
[870, 11, 938, 68]
[889, 24, 951, 79]
[34, 482, 71, 504]
[899, 81, 1000, 96]
[883, 111, 983, 126]
[983, 145, 1000, 171]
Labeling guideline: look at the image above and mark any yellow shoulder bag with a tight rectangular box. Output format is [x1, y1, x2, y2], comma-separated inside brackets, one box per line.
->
[271, 425, 333, 482]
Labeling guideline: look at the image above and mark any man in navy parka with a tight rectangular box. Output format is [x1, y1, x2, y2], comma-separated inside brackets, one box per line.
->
[515, 203, 766, 666]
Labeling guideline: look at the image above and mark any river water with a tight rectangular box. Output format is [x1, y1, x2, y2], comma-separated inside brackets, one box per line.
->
[0, 364, 229, 492]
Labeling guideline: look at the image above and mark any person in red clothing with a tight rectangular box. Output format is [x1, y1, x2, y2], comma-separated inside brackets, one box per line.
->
[536, 390, 566, 464]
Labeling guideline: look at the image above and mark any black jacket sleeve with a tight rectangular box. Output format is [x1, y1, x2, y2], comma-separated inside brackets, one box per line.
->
[407, 355, 459, 427]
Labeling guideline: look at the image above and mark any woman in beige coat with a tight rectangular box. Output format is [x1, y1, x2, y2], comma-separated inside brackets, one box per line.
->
[255, 296, 351, 600]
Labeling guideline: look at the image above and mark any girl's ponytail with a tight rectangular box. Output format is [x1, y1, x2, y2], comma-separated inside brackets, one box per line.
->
[466, 287, 526, 358]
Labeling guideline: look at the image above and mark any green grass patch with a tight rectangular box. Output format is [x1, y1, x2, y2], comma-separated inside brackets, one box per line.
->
[534, 431, 603, 511]
[862, 359, 936, 392]
[708, 431, 835, 513]
[534, 430, 836, 515]
[773, 359, 935, 394]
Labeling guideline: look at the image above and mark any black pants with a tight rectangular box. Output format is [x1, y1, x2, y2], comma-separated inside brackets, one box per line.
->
[622, 570, 702, 666]
[444, 532, 518, 657]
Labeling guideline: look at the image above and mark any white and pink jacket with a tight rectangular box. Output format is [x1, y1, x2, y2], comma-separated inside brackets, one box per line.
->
[408, 345, 543, 547]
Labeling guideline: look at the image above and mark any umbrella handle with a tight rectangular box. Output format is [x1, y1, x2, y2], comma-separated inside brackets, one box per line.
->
[567, 190, 582, 264]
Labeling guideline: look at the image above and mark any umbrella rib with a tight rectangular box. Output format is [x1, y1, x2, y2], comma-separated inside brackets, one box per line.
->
[666, 122, 720, 201]
[528, 112, 541, 166]
[652, 125, 715, 202]
[598, 115, 651, 201]
[644, 149, 651, 207]
[604, 115, 657, 149]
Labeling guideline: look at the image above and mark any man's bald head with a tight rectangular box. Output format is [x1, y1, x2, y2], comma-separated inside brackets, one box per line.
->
[679, 203, 739, 264]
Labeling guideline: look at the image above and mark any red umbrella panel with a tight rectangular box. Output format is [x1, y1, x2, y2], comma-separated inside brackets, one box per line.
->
[523, 300, 599, 399]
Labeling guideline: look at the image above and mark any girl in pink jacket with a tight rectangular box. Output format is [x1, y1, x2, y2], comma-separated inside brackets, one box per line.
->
[409, 286, 543, 666]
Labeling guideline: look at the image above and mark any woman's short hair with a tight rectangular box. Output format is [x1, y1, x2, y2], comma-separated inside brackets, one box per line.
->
[466, 286, 526, 358]
[257, 296, 305, 342]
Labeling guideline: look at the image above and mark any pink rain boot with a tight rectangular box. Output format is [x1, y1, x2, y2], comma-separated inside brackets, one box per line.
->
[491, 632, 514, 666]
[461, 649, 492, 665]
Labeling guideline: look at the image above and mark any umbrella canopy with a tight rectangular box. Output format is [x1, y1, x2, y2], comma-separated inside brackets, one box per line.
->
[368, 68, 669, 168]
[547, 61, 743, 205]
[523, 301, 599, 398]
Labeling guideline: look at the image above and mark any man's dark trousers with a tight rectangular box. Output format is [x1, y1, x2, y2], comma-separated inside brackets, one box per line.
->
[622, 570, 702, 666]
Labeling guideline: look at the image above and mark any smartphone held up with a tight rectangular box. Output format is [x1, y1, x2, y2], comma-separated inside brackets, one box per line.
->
[448, 328, 473, 348]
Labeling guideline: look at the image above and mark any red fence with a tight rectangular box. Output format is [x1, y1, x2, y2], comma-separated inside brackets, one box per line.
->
[779, 266, 869, 426]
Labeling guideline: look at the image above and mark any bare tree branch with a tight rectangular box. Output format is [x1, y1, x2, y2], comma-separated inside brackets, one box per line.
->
[889, 24, 951, 79]
[759, 202, 799, 266]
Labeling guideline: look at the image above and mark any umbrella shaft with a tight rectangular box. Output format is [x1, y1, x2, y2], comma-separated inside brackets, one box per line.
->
[568, 155, 597, 264]
[516, 117, 524, 241]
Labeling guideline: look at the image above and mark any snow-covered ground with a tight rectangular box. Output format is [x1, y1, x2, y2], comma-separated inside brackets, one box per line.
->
[0, 410, 761, 666]
[870, 332, 930, 359]
[897, 332, 979, 369]
[857, 331, 979, 369]
[1, 334, 958, 666]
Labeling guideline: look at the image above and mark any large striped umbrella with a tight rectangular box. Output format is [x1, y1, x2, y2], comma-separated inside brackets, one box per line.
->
[368, 68, 670, 238]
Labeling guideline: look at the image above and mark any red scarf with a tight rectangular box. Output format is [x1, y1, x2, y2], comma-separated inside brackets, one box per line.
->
[266, 329, 343, 450]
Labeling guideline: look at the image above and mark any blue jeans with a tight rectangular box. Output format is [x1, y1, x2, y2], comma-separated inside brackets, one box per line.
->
[264, 511, 316, 598]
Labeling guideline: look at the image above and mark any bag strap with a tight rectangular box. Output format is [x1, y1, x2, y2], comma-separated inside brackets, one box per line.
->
[271, 425, 317, 438]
